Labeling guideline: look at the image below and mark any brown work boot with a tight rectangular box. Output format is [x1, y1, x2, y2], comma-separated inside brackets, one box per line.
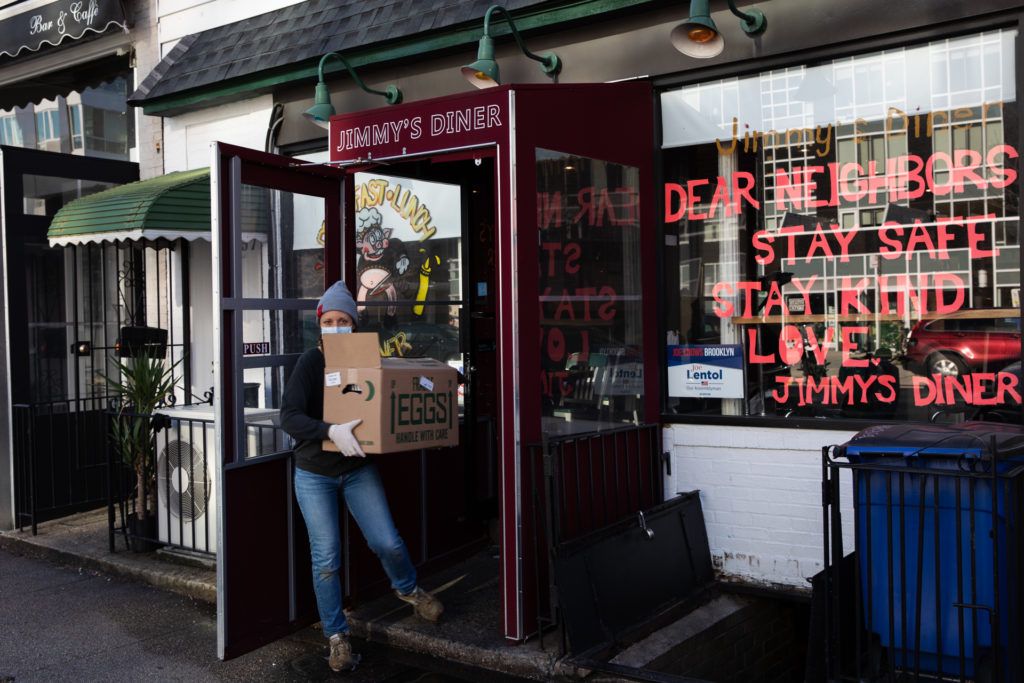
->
[328, 632, 359, 672]
[395, 586, 444, 623]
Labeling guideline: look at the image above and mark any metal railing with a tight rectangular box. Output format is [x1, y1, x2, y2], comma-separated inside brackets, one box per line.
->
[13, 396, 116, 534]
[107, 405, 289, 555]
[822, 441, 1024, 682]
[526, 423, 664, 650]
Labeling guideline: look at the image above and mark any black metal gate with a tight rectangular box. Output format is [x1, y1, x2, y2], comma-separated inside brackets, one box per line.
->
[1, 146, 139, 530]
[13, 235, 191, 530]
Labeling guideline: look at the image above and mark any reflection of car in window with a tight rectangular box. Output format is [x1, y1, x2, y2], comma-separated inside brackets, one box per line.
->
[903, 314, 1021, 377]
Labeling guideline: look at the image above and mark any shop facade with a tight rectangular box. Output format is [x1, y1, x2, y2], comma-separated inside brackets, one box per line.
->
[0, 0, 160, 531]
[124, 0, 1024, 657]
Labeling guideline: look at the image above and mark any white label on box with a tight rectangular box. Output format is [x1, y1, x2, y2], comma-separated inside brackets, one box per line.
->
[325, 372, 341, 387]
[419, 376, 434, 391]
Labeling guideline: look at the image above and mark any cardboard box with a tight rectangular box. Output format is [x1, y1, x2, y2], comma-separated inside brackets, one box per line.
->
[321, 333, 459, 454]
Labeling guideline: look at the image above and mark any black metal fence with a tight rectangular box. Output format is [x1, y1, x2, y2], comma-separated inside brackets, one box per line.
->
[822, 442, 1024, 682]
[13, 397, 116, 533]
[107, 406, 288, 555]
[526, 423, 665, 649]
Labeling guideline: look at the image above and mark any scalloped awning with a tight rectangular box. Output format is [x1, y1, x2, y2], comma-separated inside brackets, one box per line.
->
[0, 0, 126, 60]
[47, 168, 211, 246]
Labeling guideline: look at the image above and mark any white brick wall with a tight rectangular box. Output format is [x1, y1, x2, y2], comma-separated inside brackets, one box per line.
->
[664, 424, 858, 590]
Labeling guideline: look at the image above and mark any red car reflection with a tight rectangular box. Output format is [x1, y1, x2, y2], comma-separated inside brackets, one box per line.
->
[903, 314, 1021, 377]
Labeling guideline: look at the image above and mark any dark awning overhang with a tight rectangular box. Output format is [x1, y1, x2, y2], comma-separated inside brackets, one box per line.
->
[0, 49, 129, 111]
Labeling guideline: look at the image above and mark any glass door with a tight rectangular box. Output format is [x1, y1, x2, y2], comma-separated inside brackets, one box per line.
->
[213, 142, 344, 660]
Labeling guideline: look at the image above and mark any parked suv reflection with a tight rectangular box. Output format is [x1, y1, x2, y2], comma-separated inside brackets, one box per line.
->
[903, 313, 1021, 377]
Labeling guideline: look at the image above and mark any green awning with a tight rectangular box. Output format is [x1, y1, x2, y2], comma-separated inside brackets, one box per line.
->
[47, 168, 211, 246]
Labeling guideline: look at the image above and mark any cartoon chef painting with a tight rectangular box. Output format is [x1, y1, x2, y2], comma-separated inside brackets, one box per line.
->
[355, 207, 411, 318]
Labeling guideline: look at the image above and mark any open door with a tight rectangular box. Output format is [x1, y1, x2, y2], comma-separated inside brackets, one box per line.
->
[212, 142, 345, 659]
[212, 142, 499, 658]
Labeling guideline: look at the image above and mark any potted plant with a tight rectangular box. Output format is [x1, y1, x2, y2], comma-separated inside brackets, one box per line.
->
[106, 353, 180, 552]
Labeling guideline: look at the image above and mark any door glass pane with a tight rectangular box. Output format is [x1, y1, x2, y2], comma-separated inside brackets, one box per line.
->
[352, 171, 464, 364]
[353, 171, 464, 307]
[239, 183, 325, 300]
[536, 148, 644, 434]
[236, 178, 330, 459]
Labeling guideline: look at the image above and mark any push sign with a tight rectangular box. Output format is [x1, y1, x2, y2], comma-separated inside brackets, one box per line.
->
[243, 342, 271, 356]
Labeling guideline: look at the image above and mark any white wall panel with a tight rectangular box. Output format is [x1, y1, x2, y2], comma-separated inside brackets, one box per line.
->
[664, 424, 858, 590]
[163, 96, 273, 172]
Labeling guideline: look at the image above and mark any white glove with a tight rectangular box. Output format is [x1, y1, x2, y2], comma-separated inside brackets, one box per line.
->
[328, 420, 366, 457]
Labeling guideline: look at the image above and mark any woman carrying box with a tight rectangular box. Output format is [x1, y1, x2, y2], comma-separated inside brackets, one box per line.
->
[280, 280, 443, 673]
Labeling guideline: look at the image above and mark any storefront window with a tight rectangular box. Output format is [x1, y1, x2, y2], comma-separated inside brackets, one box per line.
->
[0, 73, 133, 159]
[661, 29, 1020, 422]
[536, 149, 644, 434]
[21, 174, 116, 216]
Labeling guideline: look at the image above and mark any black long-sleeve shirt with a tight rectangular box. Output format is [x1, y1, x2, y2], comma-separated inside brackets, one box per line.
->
[280, 346, 366, 477]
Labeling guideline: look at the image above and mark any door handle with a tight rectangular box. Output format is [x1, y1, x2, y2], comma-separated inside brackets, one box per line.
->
[637, 511, 655, 540]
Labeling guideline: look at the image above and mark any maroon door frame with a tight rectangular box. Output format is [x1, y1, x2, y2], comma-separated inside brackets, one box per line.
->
[327, 83, 656, 642]
[213, 142, 344, 659]
[505, 84, 657, 638]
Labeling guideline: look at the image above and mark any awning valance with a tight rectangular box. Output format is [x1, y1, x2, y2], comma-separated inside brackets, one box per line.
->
[47, 168, 211, 246]
[0, 0, 127, 60]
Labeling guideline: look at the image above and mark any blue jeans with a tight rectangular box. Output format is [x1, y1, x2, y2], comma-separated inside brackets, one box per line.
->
[294, 463, 417, 637]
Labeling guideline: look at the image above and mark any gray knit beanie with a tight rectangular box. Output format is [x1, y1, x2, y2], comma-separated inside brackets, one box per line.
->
[316, 281, 359, 325]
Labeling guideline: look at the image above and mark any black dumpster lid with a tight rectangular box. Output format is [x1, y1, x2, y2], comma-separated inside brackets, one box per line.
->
[842, 421, 1024, 458]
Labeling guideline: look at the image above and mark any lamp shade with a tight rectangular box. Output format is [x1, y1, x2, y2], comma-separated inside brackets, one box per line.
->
[302, 82, 336, 128]
[671, 0, 724, 59]
[462, 35, 501, 88]
[462, 58, 500, 88]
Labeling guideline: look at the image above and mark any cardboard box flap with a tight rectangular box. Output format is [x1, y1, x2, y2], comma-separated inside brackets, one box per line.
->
[322, 332, 381, 368]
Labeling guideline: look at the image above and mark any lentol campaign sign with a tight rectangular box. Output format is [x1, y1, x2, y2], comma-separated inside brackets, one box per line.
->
[667, 344, 744, 398]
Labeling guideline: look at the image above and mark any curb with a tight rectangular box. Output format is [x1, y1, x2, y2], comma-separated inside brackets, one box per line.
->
[0, 532, 217, 605]
[350, 619, 579, 681]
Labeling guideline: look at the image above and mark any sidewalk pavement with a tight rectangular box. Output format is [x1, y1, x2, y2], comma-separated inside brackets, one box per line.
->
[0, 509, 576, 682]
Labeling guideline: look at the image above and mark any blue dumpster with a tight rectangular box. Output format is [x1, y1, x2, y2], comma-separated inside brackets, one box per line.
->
[839, 422, 1024, 678]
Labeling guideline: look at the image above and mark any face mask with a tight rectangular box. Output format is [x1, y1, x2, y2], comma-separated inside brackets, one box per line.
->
[321, 326, 353, 335]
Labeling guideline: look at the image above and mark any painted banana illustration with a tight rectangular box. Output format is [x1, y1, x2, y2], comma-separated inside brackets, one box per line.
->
[413, 249, 441, 316]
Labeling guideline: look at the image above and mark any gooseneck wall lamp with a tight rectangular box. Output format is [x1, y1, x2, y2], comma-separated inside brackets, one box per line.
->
[462, 5, 562, 88]
[303, 52, 403, 128]
[671, 0, 767, 59]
